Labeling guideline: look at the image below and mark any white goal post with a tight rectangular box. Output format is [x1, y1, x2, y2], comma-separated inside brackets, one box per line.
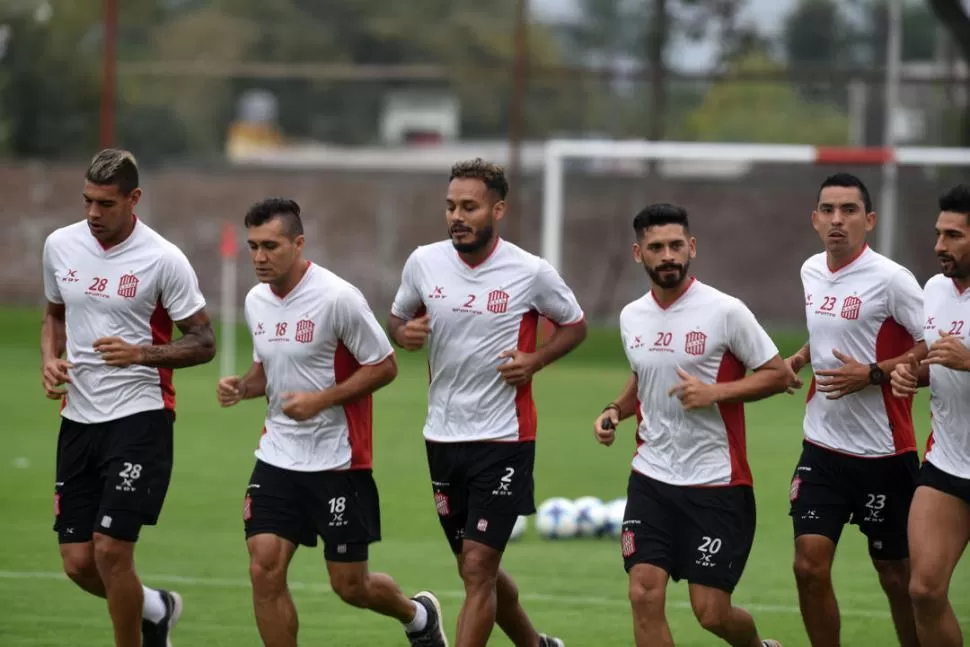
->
[541, 140, 970, 272]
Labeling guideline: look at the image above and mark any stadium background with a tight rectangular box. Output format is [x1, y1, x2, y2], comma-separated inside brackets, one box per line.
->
[1, 1, 969, 645]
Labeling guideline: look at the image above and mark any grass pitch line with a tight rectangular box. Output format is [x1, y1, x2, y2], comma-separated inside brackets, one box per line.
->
[2, 569, 965, 625]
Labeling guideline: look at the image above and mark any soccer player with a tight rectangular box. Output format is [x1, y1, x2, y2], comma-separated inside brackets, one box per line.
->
[217, 198, 448, 647]
[41, 149, 216, 647]
[785, 173, 926, 647]
[591, 203, 787, 647]
[388, 159, 586, 647]
[890, 184, 970, 647]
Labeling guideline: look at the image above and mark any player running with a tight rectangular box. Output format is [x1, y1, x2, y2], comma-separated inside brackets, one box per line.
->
[41, 149, 216, 647]
[388, 159, 587, 647]
[592, 203, 787, 647]
[217, 198, 447, 647]
[785, 173, 925, 647]
[890, 184, 970, 647]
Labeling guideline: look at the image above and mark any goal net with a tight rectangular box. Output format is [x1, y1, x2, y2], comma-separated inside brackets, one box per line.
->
[539, 140, 970, 329]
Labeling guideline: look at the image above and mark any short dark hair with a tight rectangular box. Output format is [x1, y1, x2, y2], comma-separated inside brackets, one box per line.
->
[818, 172, 872, 213]
[938, 184, 970, 222]
[449, 158, 509, 200]
[86, 148, 139, 195]
[244, 197, 304, 238]
[633, 203, 690, 238]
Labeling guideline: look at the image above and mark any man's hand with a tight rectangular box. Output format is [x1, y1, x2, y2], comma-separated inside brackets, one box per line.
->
[41, 358, 72, 400]
[280, 391, 326, 421]
[815, 349, 870, 400]
[593, 408, 619, 447]
[890, 354, 920, 398]
[217, 376, 247, 407]
[668, 368, 718, 410]
[93, 337, 145, 367]
[396, 315, 431, 351]
[784, 354, 806, 394]
[497, 349, 540, 386]
[922, 330, 970, 371]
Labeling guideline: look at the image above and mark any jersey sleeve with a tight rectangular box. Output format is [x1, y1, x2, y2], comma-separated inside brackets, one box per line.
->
[725, 300, 779, 370]
[159, 248, 207, 322]
[42, 236, 63, 304]
[334, 287, 394, 366]
[888, 267, 926, 342]
[530, 259, 584, 325]
[390, 250, 424, 320]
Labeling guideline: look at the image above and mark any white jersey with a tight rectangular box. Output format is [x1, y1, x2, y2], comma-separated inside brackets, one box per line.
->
[42, 219, 206, 424]
[922, 274, 970, 480]
[800, 246, 925, 457]
[391, 239, 584, 443]
[246, 263, 394, 472]
[620, 279, 779, 487]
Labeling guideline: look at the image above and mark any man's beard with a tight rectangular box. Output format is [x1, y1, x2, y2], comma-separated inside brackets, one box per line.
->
[939, 253, 970, 279]
[450, 225, 494, 254]
[645, 260, 689, 288]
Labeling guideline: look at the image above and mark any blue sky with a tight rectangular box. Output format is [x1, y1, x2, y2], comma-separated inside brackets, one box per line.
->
[531, 0, 797, 70]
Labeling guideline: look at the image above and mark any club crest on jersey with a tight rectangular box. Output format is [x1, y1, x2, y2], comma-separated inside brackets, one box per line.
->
[840, 295, 862, 320]
[294, 319, 315, 343]
[117, 273, 139, 298]
[621, 531, 636, 557]
[684, 330, 707, 356]
[487, 289, 510, 314]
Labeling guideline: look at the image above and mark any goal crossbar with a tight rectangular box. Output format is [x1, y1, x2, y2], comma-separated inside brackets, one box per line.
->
[541, 140, 970, 271]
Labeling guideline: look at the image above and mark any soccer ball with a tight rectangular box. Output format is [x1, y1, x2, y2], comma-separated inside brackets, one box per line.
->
[509, 515, 528, 541]
[601, 497, 627, 538]
[572, 496, 607, 537]
[535, 497, 579, 539]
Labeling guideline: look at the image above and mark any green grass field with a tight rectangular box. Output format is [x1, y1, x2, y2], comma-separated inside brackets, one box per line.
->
[0, 306, 967, 646]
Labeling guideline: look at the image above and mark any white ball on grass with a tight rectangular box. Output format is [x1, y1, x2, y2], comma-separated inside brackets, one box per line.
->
[572, 496, 607, 537]
[601, 497, 627, 538]
[535, 497, 579, 539]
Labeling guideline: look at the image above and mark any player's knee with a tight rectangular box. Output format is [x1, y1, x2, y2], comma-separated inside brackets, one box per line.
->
[92, 533, 134, 577]
[793, 553, 831, 588]
[627, 578, 664, 614]
[691, 598, 730, 635]
[330, 572, 370, 609]
[873, 560, 909, 598]
[909, 574, 947, 610]
[59, 543, 96, 583]
[459, 548, 499, 589]
[248, 551, 286, 596]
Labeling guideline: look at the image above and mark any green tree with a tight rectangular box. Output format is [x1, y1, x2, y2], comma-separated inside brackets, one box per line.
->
[682, 52, 850, 145]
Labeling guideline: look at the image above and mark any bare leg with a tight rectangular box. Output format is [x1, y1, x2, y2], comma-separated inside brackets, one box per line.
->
[628, 564, 674, 647]
[456, 553, 539, 647]
[688, 583, 762, 647]
[93, 533, 142, 647]
[326, 560, 416, 622]
[455, 540, 501, 647]
[908, 485, 970, 647]
[247, 534, 298, 647]
[793, 534, 840, 647]
[872, 558, 919, 647]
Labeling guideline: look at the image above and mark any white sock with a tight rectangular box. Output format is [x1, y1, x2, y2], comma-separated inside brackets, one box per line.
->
[142, 586, 167, 624]
[404, 600, 428, 632]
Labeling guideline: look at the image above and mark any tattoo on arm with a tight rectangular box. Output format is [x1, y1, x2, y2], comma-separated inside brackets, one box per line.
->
[139, 310, 217, 369]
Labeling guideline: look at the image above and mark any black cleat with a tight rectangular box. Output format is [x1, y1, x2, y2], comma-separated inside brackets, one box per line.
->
[539, 634, 565, 647]
[140, 589, 183, 647]
[405, 591, 449, 647]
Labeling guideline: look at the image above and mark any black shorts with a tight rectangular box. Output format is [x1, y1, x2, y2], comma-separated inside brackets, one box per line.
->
[918, 460, 970, 506]
[53, 409, 174, 544]
[789, 441, 919, 560]
[426, 440, 536, 554]
[243, 460, 381, 563]
[621, 471, 757, 594]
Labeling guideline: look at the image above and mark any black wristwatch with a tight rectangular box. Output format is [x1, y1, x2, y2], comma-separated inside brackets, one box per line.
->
[868, 362, 884, 385]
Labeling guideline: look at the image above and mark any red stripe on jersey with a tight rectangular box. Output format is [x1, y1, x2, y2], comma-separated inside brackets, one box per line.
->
[716, 350, 753, 486]
[875, 318, 917, 454]
[924, 430, 935, 459]
[633, 396, 644, 456]
[334, 342, 373, 469]
[150, 300, 176, 412]
[515, 310, 539, 441]
[806, 376, 817, 403]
